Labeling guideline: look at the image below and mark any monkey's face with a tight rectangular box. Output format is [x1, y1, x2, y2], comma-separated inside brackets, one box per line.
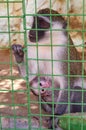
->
[30, 77, 52, 96]
[29, 16, 50, 43]
[28, 8, 66, 45]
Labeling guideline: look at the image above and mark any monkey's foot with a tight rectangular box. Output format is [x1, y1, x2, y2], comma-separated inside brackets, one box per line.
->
[55, 104, 67, 115]
[48, 117, 60, 129]
[12, 44, 24, 63]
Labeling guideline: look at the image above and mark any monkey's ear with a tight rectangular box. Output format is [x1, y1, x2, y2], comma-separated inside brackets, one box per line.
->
[38, 17, 50, 29]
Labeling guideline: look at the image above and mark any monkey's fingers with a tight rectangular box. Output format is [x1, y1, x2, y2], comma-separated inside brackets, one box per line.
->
[12, 44, 24, 63]
[12, 44, 24, 56]
[48, 117, 61, 129]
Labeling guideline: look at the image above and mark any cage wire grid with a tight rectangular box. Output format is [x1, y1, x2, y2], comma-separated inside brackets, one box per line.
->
[0, 0, 86, 130]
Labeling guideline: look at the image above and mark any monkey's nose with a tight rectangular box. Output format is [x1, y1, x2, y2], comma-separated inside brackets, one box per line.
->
[29, 34, 34, 38]
[43, 82, 50, 88]
[29, 36, 36, 42]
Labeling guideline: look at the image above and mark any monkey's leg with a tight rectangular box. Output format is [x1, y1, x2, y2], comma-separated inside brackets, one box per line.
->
[48, 90, 68, 129]
[12, 44, 26, 77]
[41, 99, 52, 113]
[12, 44, 24, 63]
[48, 117, 62, 130]
[55, 89, 68, 115]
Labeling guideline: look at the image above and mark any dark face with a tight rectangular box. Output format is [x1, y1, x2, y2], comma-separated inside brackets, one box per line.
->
[28, 8, 67, 43]
[29, 16, 50, 42]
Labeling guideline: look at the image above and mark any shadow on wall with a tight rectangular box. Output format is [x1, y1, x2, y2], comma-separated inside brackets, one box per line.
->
[0, 49, 41, 117]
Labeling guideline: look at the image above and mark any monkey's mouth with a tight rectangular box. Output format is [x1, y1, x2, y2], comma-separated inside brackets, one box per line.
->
[29, 31, 45, 43]
[41, 90, 51, 96]
[29, 34, 37, 42]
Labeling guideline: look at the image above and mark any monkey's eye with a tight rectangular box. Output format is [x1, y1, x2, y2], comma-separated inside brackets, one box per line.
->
[41, 89, 44, 92]
[39, 82, 42, 86]
[38, 17, 50, 29]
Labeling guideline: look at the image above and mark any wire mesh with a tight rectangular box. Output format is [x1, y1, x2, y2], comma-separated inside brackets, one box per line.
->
[0, 0, 86, 130]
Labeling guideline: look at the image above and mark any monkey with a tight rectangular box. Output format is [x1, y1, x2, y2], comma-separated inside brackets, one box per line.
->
[30, 76, 86, 114]
[30, 76, 86, 129]
[30, 76, 59, 113]
[12, 8, 86, 117]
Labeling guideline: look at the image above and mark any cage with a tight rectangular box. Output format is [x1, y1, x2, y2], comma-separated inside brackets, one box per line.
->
[0, 0, 86, 130]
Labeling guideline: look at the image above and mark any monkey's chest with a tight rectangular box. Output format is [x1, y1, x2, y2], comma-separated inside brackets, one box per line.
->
[28, 46, 62, 75]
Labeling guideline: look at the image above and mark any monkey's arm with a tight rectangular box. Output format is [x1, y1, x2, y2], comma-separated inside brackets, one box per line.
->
[41, 98, 52, 113]
[12, 44, 26, 77]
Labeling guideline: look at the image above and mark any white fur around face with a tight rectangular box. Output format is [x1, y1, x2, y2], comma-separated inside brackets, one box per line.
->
[74, 78, 86, 89]
[27, 20, 68, 81]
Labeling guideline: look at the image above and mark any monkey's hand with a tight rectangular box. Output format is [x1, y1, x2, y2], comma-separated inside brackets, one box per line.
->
[12, 44, 24, 63]
[41, 98, 52, 113]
